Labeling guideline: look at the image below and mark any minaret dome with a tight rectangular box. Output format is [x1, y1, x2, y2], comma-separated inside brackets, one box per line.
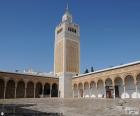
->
[62, 4, 72, 23]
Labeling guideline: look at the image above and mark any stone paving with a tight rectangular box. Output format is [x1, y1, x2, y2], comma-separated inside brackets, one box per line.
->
[0, 98, 140, 116]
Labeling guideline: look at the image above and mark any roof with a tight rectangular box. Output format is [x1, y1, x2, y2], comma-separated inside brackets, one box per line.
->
[0, 70, 58, 79]
[74, 60, 140, 78]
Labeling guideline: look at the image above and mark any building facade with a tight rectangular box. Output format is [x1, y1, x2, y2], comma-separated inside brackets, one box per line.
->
[72, 61, 140, 99]
[0, 71, 58, 99]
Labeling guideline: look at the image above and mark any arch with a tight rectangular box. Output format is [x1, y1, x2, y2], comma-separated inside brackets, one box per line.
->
[90, 81, 96, 98]
[26, 81, 34, 98]
[16, 81, 25, 98]
[44, 83, 50, 97]
[97, 80, 104, 98]
[125, 75, 135, 98]
[73, 83, 77, 89]
[51, 83, 58, 97]
[105, 78, 112, 86]
[5, 80, 15, 98]
[35, 82, 42, 98]
[84, 82, 89, 98]
[114, 77, 123, 98]
[0, 79, 4, 99]
[136, 73, 140, 98]
[78, 83, 83, 98]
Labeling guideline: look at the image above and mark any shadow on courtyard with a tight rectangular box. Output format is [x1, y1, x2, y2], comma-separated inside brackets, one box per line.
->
[0, 104, 64, 116]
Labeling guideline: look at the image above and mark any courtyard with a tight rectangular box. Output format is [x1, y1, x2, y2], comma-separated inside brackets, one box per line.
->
[0, 98, 140, 116]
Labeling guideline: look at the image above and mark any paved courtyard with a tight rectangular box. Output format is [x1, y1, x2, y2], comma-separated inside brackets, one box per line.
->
[0, 98, 140, 116]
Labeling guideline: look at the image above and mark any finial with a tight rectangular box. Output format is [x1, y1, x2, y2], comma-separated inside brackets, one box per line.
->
[66, 3, 69, 11]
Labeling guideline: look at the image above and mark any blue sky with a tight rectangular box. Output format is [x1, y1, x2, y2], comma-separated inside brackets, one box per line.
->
[0, 0, 140, 73]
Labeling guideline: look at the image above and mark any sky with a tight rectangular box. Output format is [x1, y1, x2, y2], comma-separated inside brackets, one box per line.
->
[0, 0, 140, 73]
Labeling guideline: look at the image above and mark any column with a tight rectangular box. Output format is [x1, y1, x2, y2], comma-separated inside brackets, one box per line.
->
[34, 84, 36, 98]
[4, 81, 7, 99]
[73, 88, 74, 98]
[42, 84, 44, 98]
[104, 82, 106, 98]
[78, 89, 79, 98]
[83, 84, 84, 98]
[136, 84, 138, 98]
[24, 83, 27, 98]
[113, 84, 116, 99]
[57, 84, 60, 97]
[50, 83, 52, 98]
[123, 84, 126, 98]
[96, 83, 98, 98]
[89, 84, 91, 98]
[14, 82, 17, 99]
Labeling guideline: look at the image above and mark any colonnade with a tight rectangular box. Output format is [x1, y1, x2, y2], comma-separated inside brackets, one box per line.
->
[73, 73, 140, 99]
[0, 78, 58, 99]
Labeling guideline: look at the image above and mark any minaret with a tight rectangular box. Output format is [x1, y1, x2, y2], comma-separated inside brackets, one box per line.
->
[54, 5, 80, 98]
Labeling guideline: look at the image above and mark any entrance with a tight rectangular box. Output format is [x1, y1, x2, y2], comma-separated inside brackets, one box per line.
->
[115, 85, 119, 98]
[106, 86, 113, 98]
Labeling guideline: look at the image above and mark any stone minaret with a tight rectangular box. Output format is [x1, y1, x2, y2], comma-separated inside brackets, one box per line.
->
[54, 5, 80, 98]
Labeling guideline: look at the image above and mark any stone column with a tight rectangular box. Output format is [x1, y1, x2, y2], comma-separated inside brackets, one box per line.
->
[112, 82, 115, 99]
[58, 85, 59, 98]
[4, 80, 7, 99]
[123, 84, 126, 98]
[42, 84, 44, 98]
[96, 83, 98, 98]
[34, 84, 36, 98]
[83, 84, 84, 98]
[50, 83, 52, 98]
[113, 85, 116, 99]
[104, 82, 106, 98]
[89, 84, 91, 98]
[15, 82, 17, 99]
[24, 82, 27, 98]
[136, 84, 138, 98]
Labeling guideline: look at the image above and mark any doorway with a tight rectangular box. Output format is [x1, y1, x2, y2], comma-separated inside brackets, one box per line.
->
[106, 86, 113, 98]
[115, 86, 119, 98]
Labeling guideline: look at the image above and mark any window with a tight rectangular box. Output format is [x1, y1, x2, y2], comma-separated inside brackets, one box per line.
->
[57, 28, 63, 34]
[68, 27, 77, 34]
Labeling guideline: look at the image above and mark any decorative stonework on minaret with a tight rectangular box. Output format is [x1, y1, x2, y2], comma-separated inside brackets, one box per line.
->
[54, 5, 80, 98]
[54, 5, 80, 75]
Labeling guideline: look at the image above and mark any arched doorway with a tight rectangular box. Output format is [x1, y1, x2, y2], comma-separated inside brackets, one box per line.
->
[114, 77, 123, 98]
[51, 83, 58, 97]
[6, 80, 15, 99]
[90, 81, 96, 98]
[84, 82, 89, 98]
[0, 79, 4, 99]
[73, 84, 78, 98]
[105, 78, 113, 98]
[44, 83, 50, 97]
[125, 75, 135, 98]
[35, 82, 42, 98]
[78, 83, 83, 98]
[26, 81, 34, 98]
[136, 73, 140, 98]
[16, 81, 25, 98]
[97, 80, 104, 98]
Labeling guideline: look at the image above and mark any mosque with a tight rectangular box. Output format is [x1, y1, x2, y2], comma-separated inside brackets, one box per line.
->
[0, 6, 140, 99]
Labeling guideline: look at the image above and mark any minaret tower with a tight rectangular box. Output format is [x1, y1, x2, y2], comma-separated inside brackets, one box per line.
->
[54, 5, 80, 98]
